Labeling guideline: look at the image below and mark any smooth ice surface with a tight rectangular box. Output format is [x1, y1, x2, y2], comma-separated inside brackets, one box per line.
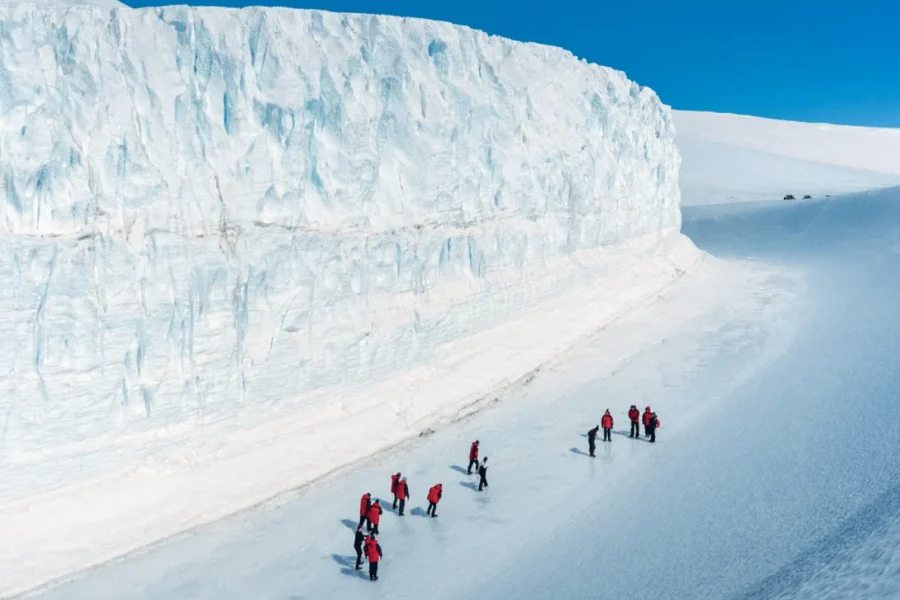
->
[30, 238, 799, 600]
[32, 187, 900, 600]
[0, 4, 685, 595]
[675, 110, 900, 205]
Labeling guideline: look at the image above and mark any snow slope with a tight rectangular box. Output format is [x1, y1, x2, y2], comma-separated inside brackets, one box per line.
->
[34, 188, 900, 600]
[674, 111, 900, 205]
[0, 4, 688, 595]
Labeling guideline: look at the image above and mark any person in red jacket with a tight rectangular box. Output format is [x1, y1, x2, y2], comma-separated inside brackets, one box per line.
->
[365, 533, 383, 581]
[601, 409, 613, 442]
[467, 440, 480, 475]
[426, 483, 443, 517]
[643, 406, 652, 438]
[628, 405, 640, 438]
[367, 499, 383, 534]
[395, 476, 410, 516]
[390, 472, 401, 509]
[358, 493, 372, 529]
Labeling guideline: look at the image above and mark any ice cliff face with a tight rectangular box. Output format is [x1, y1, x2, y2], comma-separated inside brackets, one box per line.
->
[0, 5, 680, 500]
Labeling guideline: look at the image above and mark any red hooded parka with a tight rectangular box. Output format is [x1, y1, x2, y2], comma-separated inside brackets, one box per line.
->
[427, 484, 442, 504]
[628, 407, 640, 423]
[368, 501, 383, 525]
[365, 537, 381, 562]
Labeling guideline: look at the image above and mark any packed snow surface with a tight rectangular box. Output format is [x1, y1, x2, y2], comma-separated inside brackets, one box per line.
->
[0, 4, 686, 595]
[33, 187, 900, 600]
[674, 110, 900, 205]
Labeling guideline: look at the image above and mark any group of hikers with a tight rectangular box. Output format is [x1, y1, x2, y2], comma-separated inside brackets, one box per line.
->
[351, 441, 487, 581]
[350, 409, 662, 581]
[587, 405, 661, 456]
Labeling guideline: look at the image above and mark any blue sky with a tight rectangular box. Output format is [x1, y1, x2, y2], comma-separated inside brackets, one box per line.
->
[126, 0, 900, 127]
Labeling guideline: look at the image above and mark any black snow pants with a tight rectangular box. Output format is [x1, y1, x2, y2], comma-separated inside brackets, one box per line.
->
[355, 546, 363, 570]
[358, 515, 368, 530]
[630, 422, 640, 438]
[602, 428, 611, 442]
[478, 474, 488, 491]
[368, 522, 379, 534]
[427, 502, 437, 516]
[588, 439, 596, 456]
[648, 427, 656, 443]
[467, 459, 479, 474]
[398, 499, 406, 515]
[369, 561, 379, 581]
[392, 494, 398, 509]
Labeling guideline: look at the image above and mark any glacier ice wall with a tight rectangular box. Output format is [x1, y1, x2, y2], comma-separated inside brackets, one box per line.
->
[0, 5, 680, 500]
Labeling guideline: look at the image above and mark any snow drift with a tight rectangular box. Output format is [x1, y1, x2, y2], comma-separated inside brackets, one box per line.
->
[0, 3, 690, 594]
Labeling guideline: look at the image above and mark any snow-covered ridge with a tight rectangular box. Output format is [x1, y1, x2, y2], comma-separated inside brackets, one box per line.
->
[0, 4, 686, 594]
[674, 110, 900, 205]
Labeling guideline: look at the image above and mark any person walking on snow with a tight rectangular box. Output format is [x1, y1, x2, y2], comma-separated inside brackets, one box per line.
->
[426, 483, 443, 517]
[396, 477, 410, 516]
[478, 457, 489, 491]
[601, 410, 613, 442]
[467, 440, 480, 475]
[390, 472, 401, 509]
[628, 405, 641, 438]
[648, 412, 660, 443]
[365, 533, 383, 581]
[367, 499, 383, 534]
[358, 493, 372, 529]
[354, 525, 366, 570]
[643, 406, 652, 438]
[587, 425, 599, 457]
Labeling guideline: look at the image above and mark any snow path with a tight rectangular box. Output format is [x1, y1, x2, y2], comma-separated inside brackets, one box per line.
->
[28, 188, 900, 599]
[24, 238, 797, 594]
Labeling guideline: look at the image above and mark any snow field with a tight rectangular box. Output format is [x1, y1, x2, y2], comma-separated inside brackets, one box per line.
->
[674, 110, 900, 205]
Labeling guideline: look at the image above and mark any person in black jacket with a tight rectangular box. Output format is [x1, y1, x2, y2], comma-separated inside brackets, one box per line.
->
[353, 526, 365, 570]
[648, 412, 659, 443]
[478, 457, 489, 491]
[587, 425, 599, 457]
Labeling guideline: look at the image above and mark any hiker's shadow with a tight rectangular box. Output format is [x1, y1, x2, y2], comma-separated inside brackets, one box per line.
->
[450, 465, 468, 474]
[570, 447, 590, 456]
[459, 481, 478, 491]
[612, 430, 648, 442]
[410, 507, 428, 517]
[340, 519, 358, 530]
[331, 554, 366, 579]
